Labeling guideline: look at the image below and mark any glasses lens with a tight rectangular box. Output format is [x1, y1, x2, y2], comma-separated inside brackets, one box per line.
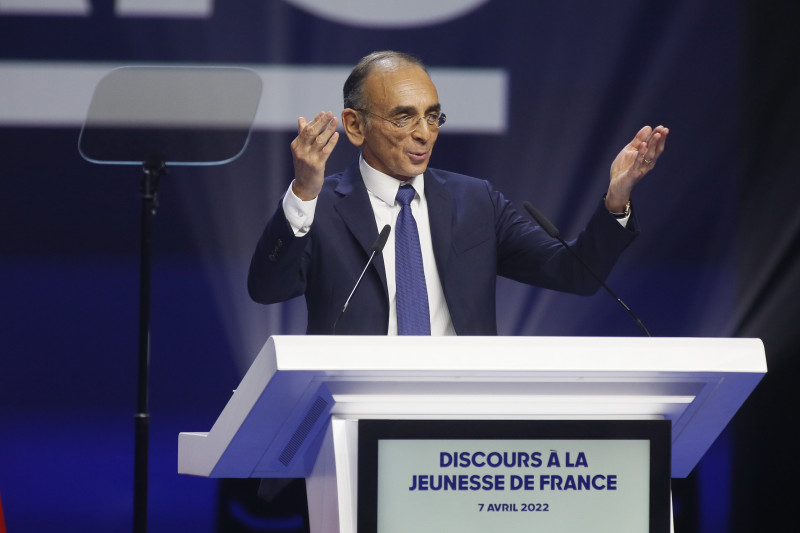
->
[416, 112, 445, 130]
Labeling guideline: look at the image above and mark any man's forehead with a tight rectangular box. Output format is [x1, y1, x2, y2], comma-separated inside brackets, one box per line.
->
[365, 64, 438, 110]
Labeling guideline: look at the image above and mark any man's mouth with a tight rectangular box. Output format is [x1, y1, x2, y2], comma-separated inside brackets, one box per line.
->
[408, 151, 428, 162]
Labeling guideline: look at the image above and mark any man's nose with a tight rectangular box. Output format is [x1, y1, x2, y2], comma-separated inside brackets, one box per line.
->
[411, 118, 434, 140]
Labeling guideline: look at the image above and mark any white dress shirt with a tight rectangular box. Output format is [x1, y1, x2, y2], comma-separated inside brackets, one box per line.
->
[282, 156, 456, 335]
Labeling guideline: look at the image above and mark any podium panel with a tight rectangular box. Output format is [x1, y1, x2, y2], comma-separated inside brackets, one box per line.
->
[178, 336, 766, 533]
[358, 419, 672, 533]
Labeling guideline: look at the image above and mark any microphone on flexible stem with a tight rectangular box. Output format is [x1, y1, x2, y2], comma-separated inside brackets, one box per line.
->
[332, 224, 391, 333]
[522, 201, 651, 337]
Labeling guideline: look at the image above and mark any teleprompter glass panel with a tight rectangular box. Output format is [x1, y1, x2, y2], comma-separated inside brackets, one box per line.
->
[79, 66, 261, 166]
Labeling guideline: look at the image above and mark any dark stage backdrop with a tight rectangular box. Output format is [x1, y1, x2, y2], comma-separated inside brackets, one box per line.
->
[1, 1, 798, 532]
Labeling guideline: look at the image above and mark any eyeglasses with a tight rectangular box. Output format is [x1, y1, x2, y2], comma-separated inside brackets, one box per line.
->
[356, 109, 446, 133]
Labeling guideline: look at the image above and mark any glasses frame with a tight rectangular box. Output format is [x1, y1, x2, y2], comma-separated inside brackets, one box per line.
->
[355, 108, 446, 133]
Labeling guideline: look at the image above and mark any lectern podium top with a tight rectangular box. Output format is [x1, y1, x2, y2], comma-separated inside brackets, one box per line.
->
[266, 335, 765, 373]
[179, 336, 765, 479]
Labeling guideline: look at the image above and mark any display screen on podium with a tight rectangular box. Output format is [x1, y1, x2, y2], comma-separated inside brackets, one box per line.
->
[358, 420, 670, 533]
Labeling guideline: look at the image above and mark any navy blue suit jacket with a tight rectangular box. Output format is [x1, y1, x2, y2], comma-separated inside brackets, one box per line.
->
[248, 160, 639, 335]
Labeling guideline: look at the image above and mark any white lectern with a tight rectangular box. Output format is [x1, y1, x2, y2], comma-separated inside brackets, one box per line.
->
[178, 336, 766, 533]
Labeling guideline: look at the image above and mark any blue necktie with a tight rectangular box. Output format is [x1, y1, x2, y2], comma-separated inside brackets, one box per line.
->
[395, 185, 431, 335]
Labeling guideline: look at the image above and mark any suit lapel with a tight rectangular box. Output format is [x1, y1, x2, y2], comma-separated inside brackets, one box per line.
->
[424, 169, 454, 277]
[333, 160, 389, 294]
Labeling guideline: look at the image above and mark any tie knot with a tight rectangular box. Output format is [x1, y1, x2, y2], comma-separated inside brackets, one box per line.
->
[396, 185, 416, 207]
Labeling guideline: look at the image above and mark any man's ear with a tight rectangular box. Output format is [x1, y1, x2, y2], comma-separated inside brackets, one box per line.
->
[342, 108, 365, 147]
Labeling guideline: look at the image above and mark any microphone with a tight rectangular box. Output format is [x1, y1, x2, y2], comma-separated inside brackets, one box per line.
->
[332, 224, 391, 333]
[522, 201, 651, 337]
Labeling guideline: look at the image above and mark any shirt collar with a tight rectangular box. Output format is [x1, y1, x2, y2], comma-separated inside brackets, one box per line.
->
[359, 154, 425, 206]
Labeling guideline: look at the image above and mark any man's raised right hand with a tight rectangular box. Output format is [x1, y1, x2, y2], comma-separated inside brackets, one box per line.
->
[290, 111, 340, 201]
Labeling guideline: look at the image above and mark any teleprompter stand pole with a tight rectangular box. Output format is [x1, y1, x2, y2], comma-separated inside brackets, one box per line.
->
[134, 158, 165, 533]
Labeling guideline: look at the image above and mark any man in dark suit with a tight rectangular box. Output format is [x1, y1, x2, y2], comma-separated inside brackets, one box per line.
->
[248, 51, 668, 335]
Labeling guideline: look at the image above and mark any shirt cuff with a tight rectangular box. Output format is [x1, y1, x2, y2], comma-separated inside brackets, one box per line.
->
[282, 181, 317, 236]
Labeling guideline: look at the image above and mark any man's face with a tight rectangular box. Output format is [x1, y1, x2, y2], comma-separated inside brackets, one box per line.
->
[359, 65, 440, 181]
